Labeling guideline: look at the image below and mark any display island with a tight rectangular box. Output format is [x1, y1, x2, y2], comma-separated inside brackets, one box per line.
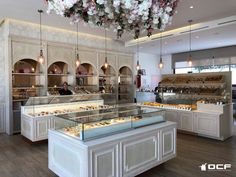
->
[48, 105, 176, 177]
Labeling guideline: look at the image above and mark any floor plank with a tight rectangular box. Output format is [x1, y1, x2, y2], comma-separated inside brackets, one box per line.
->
[0, 133, 235, 177]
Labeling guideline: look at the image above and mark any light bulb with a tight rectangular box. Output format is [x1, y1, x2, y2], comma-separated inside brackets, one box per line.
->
[76, 59, 80, 67]
[38, 49, 44, 64]
[38, 55, 44, 64]
[188, 60, 192, 66]
[31, 67, 35, 72]
[104, 62, 108, 69]
[136, 64, 140, 70]
[159, 62, 164, 69]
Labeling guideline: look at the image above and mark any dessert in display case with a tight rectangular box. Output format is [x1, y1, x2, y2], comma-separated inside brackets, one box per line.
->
[157, 72, 231, 108]
[142, 72, 233, 141]
[54, 104, 165, 141]
[48, 104, 176, 177]
[21, 94, 113, 141]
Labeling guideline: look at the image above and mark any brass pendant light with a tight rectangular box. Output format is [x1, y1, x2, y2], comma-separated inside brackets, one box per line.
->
[75, 22, 80, 67]
[159, 32, 164, 69]
[37, 10, 44, 64]
[136, 39, 140, 70]
[188, 19, 193, 67]
[104, 28, 108, 69]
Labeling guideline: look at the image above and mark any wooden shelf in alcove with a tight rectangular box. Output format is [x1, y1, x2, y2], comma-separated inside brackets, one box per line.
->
[77, 85, 98, 87]
[12, 99, 28, 102]
[76, 75, 97, 77]
[118, 75, 133, 78]
[12, 73, 43, 76]
[12, 86, 44, 89]
[48, 73, 69, 76]
[99, 75, 116, 77]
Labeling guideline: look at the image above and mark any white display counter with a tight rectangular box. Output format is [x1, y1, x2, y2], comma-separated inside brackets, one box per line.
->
[146, 103, 233, 141]
[49, 121, 176, 177]
[21, 95, 106, 142]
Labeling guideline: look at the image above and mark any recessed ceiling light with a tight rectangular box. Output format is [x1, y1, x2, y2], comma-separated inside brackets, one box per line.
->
[190, 5, 194, 9]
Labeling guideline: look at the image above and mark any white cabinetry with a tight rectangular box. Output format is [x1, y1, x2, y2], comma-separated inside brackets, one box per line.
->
[165, 110, 193, 131]
[49, 122, 177, 177]
[180, 112, 194, 132]
[194, 112, 220, 138]
[164, 103, 233, 140]
[0, 104, 5, 133]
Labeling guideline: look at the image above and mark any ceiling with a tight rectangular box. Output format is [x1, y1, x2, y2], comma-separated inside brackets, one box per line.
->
[0, 0, 236, 55]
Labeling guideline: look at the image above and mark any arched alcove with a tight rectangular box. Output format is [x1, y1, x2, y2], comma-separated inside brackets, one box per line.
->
[48, 61, 69, 88]
[75, 63, 98, 93]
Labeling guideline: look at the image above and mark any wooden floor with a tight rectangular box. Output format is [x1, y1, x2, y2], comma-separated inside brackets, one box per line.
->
[0, 133, 235, 177]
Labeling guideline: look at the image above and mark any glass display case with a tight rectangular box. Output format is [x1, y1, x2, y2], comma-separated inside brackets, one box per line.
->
[54, 104, 165, 141]
[23, 94, 107, 117]
[147, 72, 232, 111]
[21, 94, 113, 142]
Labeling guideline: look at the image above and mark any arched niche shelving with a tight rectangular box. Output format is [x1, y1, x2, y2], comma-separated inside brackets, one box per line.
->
[118, 66, 134, 103]
[12, 58, 44, 133]
[99, 65, 116, 94]
[47, 61, 70, 91]
[75, 63, 98, 94]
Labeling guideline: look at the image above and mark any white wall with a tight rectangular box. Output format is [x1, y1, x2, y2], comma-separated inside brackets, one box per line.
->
[134, 53, 173, 90]
[160, 55, 173, 75]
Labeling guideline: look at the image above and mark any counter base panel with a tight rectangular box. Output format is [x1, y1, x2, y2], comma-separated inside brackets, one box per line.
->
[48, 121, 177, 177]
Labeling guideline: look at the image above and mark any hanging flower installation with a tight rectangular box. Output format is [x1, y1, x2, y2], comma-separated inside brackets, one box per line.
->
[47, 0, 179, 38]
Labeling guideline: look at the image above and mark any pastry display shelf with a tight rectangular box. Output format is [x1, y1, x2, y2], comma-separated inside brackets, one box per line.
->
[12, 73, 43, 76]
[141, 102, 233, 140]
[76, 74, 96, 77]
[13, 86, 44, 89]
[54, 105, 166, 140]
[48, 73, 71, 76]
[160, 82, 226, 89]
[163, 93, 228, 100]
[49, 121, 176, 177]
[21, 94, 105, 142]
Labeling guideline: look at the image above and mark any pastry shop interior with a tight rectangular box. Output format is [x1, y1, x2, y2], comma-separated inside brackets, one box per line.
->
[0, 1, 236, 177]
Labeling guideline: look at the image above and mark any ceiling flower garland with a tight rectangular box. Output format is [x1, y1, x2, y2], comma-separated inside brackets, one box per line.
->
[47, 0, 179, 38]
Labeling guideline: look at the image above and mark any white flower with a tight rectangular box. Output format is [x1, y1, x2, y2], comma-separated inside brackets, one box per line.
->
[165, 6, 172, 13]
[97, 0, 105, 5]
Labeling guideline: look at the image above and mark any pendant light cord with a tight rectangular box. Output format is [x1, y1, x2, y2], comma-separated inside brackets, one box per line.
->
[160, 32, 162, 61]
[189, 20, 192, 55]
[105, 28, 107, 61]
[38, 10, 43, 51]
[137, 38, 139, 64]
[76, 22, 79, 53]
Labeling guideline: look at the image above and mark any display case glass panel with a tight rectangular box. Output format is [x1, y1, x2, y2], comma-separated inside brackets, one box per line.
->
[54, 104, 165, 141]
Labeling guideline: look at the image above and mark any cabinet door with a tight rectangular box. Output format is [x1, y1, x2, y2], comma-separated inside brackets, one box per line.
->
[180, 112, 193, 131]
[35, 118, 50, 141]
[195, 113, 219, 137]
[165, 111, 181, 129]
[0, 104, 5, 133]
[161, 127, 176, 160]
[90, 143, 119, 177]
[121, 133, 159, 176]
